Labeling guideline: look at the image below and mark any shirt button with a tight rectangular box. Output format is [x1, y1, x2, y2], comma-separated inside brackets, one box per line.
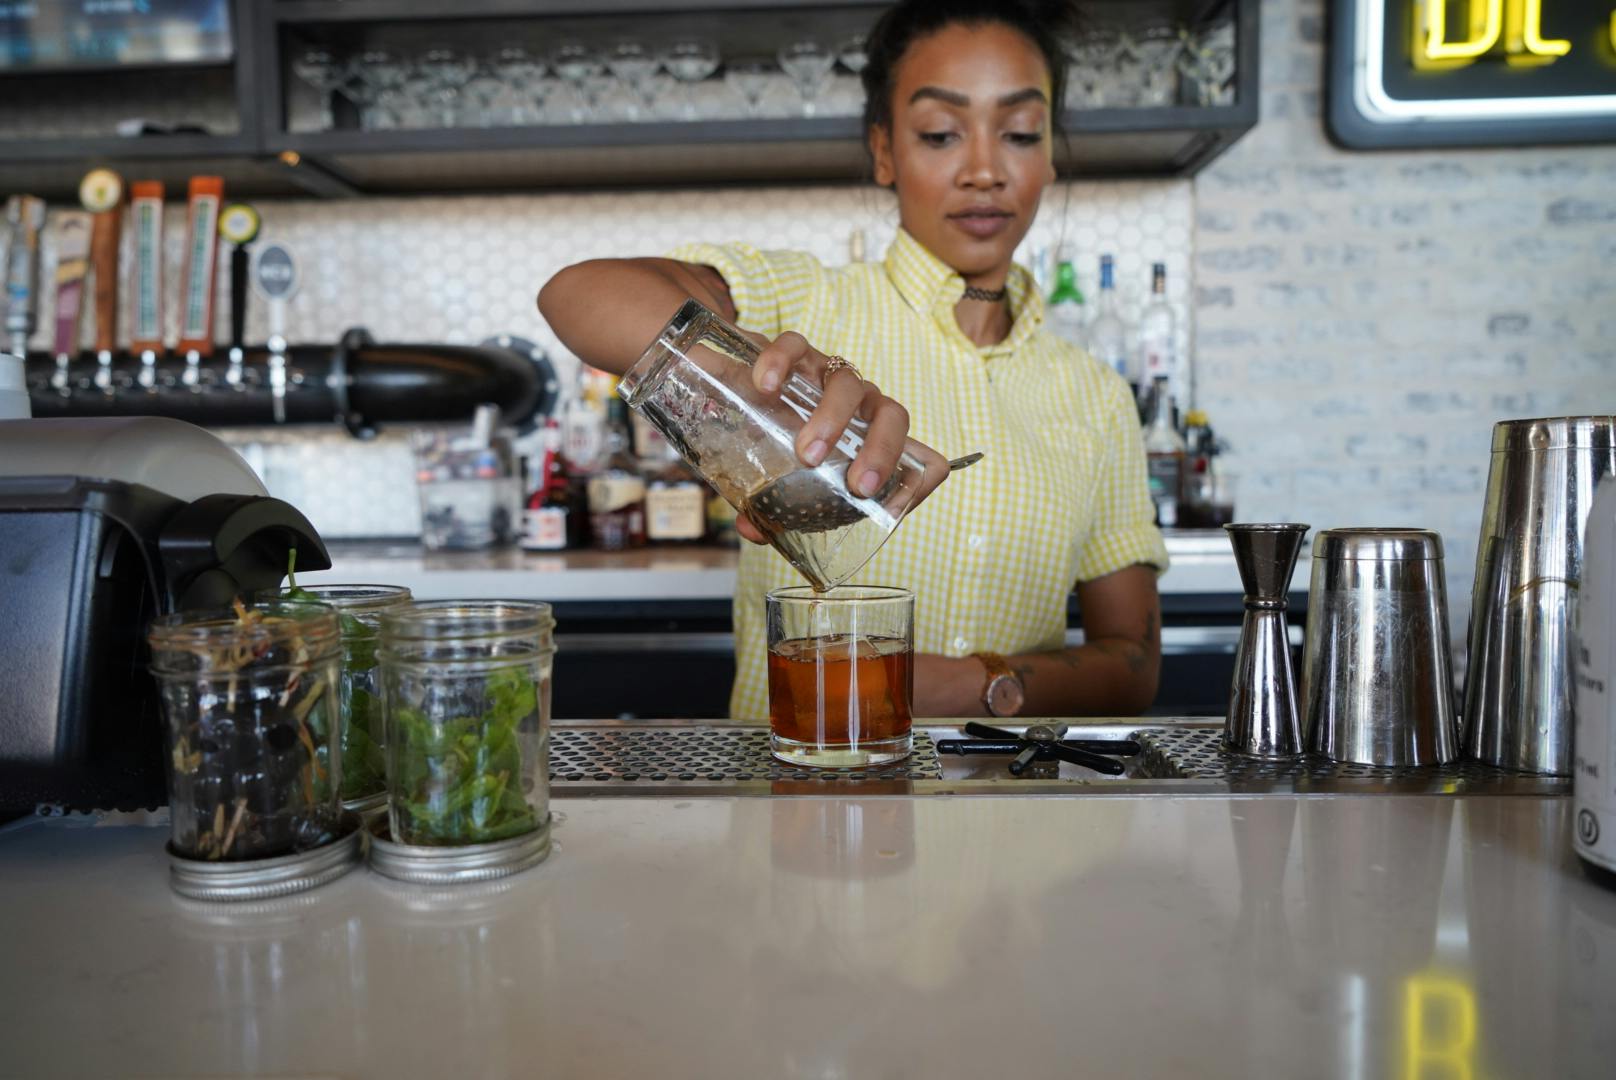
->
[968, 534, 984, 549]
[953, 636, 969, 651]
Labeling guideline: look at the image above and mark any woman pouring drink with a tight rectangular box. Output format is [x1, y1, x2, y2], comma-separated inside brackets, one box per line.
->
[539, 0, 1168, 721]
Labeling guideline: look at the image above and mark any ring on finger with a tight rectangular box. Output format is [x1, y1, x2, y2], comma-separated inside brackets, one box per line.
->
[823, 355, 862, 383]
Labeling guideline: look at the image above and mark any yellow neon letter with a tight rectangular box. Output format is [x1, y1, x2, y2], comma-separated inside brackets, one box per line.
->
[1504, 0, 1572, 66]
[1415, 0, 1504, 69]
[1404, 975, 1477, 1080]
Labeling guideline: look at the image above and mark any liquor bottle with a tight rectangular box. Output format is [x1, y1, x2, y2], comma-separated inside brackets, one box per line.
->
[587, 393, 647, 551]
[562, 372, 607, 476]
[645, 455, 709, 546]
[521, 419, 573, 552]
[1087, 254, 1130, 384]
[1137, 262, 1175, 398]
[1142, 374, 1186, 529]
[707, 490, 741, 548]
[1045, 243, 1086, 351]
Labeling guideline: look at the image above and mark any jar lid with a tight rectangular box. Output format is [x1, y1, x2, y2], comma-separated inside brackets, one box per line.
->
[367, 816, 552, 885]
[168, 813, 364, 902]
[1312, 527, 1445, 562]
[1492, 416, 1616, 453]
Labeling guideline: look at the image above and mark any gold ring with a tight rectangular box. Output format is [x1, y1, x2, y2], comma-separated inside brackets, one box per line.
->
[823, 355, 862, 382]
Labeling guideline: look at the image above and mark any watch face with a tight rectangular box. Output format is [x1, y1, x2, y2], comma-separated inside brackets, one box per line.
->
[987, 675, 1025, 717]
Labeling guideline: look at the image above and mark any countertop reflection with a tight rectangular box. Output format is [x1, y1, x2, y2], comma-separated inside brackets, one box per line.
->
[0, 795, 1611, 1079]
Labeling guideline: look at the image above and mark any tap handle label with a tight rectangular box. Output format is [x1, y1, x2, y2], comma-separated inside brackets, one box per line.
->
[177, 176, 224, 355]
[52, 212, 92, 359]
[129, 181, 165, 354]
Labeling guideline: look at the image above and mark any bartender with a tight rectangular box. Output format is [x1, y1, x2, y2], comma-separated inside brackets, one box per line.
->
[539, 0, 1168, 720]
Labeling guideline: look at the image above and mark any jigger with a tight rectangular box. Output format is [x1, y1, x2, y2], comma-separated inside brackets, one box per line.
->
[1224, 523, 1310, 759]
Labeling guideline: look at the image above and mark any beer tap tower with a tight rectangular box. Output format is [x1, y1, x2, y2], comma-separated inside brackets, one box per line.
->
[2, 195, 47, 419]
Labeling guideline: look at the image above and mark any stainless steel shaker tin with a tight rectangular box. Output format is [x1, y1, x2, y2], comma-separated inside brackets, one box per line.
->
[1464, 416, 1616, 775]
[1304, 528, 1459, 767]
[367, 817, 553, 885]
[167, 812, 365, 902]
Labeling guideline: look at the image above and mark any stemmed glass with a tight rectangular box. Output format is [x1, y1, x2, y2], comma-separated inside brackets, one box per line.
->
[346, 48, 407, 130]
[663, 37, 719, 120]
[417, 47, 477, 127]
[494, 46, 549, 125]
[1178, 20, 1236, 106]
[460, 60, 509, 127]
[605, 39, 661, 122]
[836, 34, 867, 74]
[777, 38, 835, 117]
[1064, 26, 1127, 109]
[1124, 25, 1185, 108]
[724, 57, 773, 118]
[291, 47, 350, 131]
[550, 41, 606, 123]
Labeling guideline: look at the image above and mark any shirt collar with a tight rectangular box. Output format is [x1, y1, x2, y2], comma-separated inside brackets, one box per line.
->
[882, 227, 1045, 357]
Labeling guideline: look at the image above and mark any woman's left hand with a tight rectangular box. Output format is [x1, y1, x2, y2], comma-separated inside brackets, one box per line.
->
[912, 654, 986, 718]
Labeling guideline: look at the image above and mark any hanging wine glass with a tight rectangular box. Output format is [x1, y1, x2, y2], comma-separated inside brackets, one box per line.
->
[777, 39, 835, 118]
[1125, 24, 1184, 108]
[662, 37, 719, 120]
[417, 47, 477, 127]
[549, 41, 606, 123]
[291, 47, 350, 131]
[724, 57, 773, 118]
[605, 39, 662, 122]
[461, 60, 509, 127]
[836, 33, 868, 74]
[347, 48, 407, 130]
[493, 45, 548, 125]
[1178, 20, 1236, 107]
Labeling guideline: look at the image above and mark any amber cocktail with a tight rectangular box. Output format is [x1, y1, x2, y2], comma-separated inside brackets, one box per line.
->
[765, 586, 914, 767]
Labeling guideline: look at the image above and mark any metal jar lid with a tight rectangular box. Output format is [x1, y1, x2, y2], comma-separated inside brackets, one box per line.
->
[1492, 416, 1616, 454]
[367, 817, 552, 885]
[1311, 527, 1445, 562]
[168, 812, 365, 902]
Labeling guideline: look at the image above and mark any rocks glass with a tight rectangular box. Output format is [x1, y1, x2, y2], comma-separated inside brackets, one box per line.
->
[766, 585, 914, 767]
[148, 601, 345, 861]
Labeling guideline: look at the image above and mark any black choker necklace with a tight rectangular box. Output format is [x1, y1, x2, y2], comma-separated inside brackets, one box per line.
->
[962, 284, 1007, 302]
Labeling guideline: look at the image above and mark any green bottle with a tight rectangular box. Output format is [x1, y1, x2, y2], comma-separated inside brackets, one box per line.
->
[1046, 243, 1087, 350]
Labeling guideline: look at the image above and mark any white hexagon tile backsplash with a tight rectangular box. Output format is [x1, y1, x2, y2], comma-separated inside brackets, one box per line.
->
[16, 180, 1192, 537]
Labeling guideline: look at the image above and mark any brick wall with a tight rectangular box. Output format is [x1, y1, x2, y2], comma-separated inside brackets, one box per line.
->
[1193, 0, 1616, 637]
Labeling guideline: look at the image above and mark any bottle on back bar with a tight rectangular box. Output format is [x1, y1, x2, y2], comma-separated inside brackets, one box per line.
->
[646, 455, 708, 545]
[1045, 243, 1086, 351]
[1137, 262, 1175, 400]
[521, 418, 575, 551]
[1143, 374, 1186, 528]
[588, 392, 647, 551]
[1087, 254, 1130, 384]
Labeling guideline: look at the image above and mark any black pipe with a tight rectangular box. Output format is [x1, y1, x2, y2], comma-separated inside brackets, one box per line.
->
[24, 336, 543, 431]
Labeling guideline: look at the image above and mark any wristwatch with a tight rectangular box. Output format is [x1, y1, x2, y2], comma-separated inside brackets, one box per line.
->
[973, 652, 1026, 718]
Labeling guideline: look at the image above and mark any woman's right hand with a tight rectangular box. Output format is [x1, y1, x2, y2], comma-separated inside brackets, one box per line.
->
[734, 330, 951, 545]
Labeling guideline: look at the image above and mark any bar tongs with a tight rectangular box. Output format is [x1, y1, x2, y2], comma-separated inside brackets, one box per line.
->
[936, 722, 1138, 777]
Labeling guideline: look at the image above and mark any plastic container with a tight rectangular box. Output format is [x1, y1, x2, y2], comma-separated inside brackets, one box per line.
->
[148, 601, 345, 861]
[378, 601, 554, 851]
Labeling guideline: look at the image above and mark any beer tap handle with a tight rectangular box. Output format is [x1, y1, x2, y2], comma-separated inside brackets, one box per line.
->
[251, 242, 298, 424]
[218, 203, 260, 389]
[4, 195, 47, 359]
[81, 169, 125, 387]
[177, 176, 223, 389]
[128, 181, 165, 390]
[51, 211, 92, 393]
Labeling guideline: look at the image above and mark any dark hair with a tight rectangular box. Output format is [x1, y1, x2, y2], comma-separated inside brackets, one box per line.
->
[859, 0, 1075, 136]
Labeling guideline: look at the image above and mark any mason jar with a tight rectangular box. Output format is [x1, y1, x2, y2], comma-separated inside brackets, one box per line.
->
[260, 584, 413, 810]
[148, 601, 345, 861]
[377, 601, 554, 848]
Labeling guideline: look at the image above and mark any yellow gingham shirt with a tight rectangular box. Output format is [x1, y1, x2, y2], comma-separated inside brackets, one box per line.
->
[669, 229, 1169, 720]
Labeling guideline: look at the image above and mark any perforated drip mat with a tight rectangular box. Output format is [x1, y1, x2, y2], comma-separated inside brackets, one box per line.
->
[548, 728, 944, 783]
[1132, 727, 1538, 781]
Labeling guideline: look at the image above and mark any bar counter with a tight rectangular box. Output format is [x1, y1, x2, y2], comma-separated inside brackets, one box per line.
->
[1, 792, 1610, 1078]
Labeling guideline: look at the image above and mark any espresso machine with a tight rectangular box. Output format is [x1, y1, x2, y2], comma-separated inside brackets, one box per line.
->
[0, 416, 330, 817]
